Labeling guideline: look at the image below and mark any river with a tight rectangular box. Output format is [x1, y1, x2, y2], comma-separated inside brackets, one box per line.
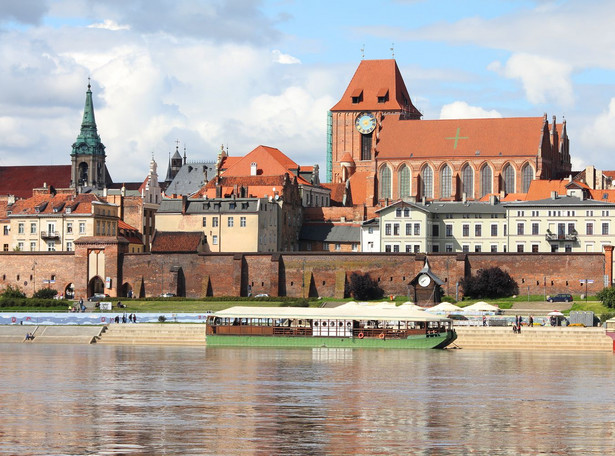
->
[1, 344, 614, 455]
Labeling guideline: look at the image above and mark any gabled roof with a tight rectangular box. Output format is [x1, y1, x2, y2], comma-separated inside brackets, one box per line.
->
[377, 116, 556, 160]
[588, 189, 615, 203]
[331, 59, 421, 116]
[150, 231, 204, 253]
[505, 195, 615, 207]
[322, 183, 346, 205]
[0, 165, 71, 199]
[221, 145, 299, 178]
[165, 162, 215, 197]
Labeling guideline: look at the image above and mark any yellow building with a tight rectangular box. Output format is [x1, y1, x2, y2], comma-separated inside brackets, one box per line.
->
[155, 197, 280, 252]
[7, 189, 119, 252]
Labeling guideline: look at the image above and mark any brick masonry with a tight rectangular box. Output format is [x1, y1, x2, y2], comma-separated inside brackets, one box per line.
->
[1, 245, 610, 300]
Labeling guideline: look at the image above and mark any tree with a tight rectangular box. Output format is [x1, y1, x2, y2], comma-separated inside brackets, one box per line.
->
[1, 285, 26, 299]
[347, 272, 384, 301]
[597, 287, 615, 309]
[460, 267, 518, 299]
[33, 288, 58, 299]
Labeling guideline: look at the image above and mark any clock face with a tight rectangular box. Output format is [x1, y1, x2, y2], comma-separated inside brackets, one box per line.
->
[418, 274, 431, 288]
[355, 112, 377, 134]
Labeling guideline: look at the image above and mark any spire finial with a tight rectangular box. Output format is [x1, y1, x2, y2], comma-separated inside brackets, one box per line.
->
[87, 76, 91, 90]
[175, 139, 180, 151]
[390, 43, 395, 58]
[361, 44, 365, 60]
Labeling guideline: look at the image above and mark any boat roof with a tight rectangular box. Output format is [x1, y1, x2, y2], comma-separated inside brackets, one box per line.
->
[212, 303, 450, 322]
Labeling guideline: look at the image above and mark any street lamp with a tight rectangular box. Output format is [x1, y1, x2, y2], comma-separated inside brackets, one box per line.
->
[31, 261, 37, 294]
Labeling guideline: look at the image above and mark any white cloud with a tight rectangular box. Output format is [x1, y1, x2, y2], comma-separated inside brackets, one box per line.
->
[580, 98, 615, 149]
[88, 19, 130, 31]
[488, 53, 574, 107]
[272, 49, 301, 65]
[439, 101, 502, 119]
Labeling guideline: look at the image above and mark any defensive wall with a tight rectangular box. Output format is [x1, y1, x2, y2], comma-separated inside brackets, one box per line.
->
[1, 245, 612, 299]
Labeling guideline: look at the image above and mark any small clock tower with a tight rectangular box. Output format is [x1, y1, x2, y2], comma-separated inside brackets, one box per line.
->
[410, 257, 444, 306]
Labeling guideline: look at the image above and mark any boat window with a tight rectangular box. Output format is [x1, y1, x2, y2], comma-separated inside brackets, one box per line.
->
[314, 321, 319, 327]
[323, 322, 327, 327]
[338, 321, 343, 327]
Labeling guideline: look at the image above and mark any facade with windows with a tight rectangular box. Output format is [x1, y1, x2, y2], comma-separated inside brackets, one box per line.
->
[505, 195, 615, 254]
[155, 197, 280, 252]
[7, 191, 119, 252]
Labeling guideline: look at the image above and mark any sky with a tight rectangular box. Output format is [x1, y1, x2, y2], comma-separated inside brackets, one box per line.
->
[1, 0, 615, 183]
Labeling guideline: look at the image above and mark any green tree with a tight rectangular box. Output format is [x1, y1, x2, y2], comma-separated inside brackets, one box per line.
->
[460, 267, 518, 299]
[1, 285, 26, 299]
[33, 288, 58, 299]
[347, 272, 384, 301]
[596, 287, 615, 309]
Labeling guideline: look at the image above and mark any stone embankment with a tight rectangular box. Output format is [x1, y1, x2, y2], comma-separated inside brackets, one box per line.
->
[0, 325, 103, 344]
[453, 326, 613, 351]
[95, 323, 207, 345]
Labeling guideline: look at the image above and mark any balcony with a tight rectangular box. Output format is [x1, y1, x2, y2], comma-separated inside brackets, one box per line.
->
[545, 232, 577, 242]
[41, 231, 61, 239]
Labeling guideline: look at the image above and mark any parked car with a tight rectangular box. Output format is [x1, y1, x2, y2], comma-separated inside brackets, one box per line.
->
[159, 292, 176, 298]
[547, 293, 573, 303]
[254, 293, 269, 298]
[88, 293, 109, 302]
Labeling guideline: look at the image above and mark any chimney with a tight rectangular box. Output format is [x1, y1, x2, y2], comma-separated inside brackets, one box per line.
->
[551, 191, 557, 200]
[462, 192, 467, 204]
[251, 162, 257, 176]
[489, 195, 496, 205]
[181, 195, 188, 214]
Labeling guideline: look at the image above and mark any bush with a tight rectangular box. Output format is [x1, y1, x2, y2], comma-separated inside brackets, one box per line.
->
[33, 288, 58, 299]
[441, 295, 457, 304]
[596, 287, 615, 309]
[2, 285, 26, 299]
[460, 267, 518, 299]
[600, 312, 615, 323]
[347, 272, 384, 301]
[282, 298, 310, 307]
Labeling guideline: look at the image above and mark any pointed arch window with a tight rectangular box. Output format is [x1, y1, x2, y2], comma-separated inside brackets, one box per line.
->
[399, 165, 410, 198]
[462, 164, 474, 198]
[521, 164, 534, 193]
[440, 164, 452, 198]
[480, 165, 492, 198]
[421, 166, 433, 199]
[380, 166, 391, 200]
[503, 164, 515, 193]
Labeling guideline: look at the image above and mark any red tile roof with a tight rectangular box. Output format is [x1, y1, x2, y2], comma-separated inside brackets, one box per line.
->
[222, 145, 299, 178]
[197, 175, 291, 199]
[524, 179, 571, 200]
[331, 59, 420, 116]
[0, 165, 71, 199]
[589, 189, 615, 203]
[151, 231, 203, 252]
[322, 183, 346, 205]
[8, 192, 106, 216]
[377, 116, 555, 159]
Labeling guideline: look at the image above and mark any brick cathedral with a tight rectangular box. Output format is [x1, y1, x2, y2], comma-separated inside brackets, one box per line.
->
[327, 59, 572, 207]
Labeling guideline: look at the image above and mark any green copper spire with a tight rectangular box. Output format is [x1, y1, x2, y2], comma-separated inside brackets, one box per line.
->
[71, 79, 105, 156]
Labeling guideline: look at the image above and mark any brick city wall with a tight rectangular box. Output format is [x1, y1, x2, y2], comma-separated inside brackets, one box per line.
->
[1, 250, 609, 300]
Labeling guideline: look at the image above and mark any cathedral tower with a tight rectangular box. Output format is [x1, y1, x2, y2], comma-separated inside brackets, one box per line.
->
[71, 80, 109, 191]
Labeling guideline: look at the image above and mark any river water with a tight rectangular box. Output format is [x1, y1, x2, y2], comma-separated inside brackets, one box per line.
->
[1, 344, 614, 455]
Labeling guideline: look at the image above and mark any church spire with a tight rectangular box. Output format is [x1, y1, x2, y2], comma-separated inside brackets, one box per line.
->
[71, 79, 105, 156]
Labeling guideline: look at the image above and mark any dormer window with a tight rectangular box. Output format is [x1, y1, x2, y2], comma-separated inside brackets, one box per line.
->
[229, 202, 236, 210]
[377, 88, 389, 103]
[351, 89, 363, 104]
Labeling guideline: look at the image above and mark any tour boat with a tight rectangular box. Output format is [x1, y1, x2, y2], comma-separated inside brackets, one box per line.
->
[205, 302, 457, 349]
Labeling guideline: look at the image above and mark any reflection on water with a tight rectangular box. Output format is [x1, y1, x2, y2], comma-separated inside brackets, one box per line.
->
[1, 344, 614, 455]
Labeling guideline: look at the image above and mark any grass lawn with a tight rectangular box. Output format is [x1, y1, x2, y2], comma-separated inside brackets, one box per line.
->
[104, 299, 323, 313]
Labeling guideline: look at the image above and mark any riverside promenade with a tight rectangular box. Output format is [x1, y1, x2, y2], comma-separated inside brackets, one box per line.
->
[1, 322, 613, 350]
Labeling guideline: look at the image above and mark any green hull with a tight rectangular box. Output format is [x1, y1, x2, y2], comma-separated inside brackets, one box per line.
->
[206, 330, 457, 349]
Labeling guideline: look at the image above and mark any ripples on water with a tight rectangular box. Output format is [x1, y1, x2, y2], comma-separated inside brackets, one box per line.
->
[0, 344, 614, 455]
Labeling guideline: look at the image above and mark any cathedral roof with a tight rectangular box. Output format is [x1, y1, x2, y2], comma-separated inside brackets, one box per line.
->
[376, 116, 559, 160]
[0, 165, 71, 199]
[331, 59, 421, 116]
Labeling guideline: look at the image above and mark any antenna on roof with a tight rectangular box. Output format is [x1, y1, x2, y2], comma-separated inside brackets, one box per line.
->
[361, 44, 365, 60]
[390, 43, 395, 58]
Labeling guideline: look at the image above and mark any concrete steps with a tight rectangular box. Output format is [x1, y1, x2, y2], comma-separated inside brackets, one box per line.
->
[95, 323, 207, 346]
[454, 327, 613, 351]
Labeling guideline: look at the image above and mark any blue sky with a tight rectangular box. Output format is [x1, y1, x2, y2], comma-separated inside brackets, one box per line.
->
[1, 0, 615, 182]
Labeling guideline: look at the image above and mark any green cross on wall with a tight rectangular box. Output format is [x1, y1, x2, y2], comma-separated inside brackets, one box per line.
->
[445, 127, 469, 149]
